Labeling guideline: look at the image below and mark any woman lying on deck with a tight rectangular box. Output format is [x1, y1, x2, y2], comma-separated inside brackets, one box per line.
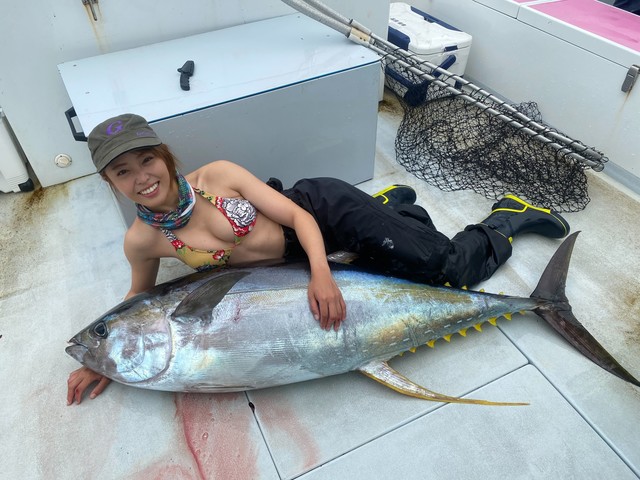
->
[67, 113, 569, 405]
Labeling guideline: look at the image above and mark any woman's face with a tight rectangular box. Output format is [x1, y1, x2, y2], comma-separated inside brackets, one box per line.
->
[103, 149, 177, 212]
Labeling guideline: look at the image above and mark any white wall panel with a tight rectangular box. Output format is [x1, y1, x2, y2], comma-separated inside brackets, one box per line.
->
[0, 0, 389, 187]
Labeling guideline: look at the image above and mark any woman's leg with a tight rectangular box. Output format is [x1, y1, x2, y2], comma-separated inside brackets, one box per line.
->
[286, 178, 570, 288]
[285, 178, 512, 287]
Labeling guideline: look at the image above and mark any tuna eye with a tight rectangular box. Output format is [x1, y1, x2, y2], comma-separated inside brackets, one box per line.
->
[93, 322, 108, 338]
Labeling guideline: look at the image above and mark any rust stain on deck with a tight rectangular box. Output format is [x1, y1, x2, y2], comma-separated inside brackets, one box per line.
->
[0, 184, 70, 299]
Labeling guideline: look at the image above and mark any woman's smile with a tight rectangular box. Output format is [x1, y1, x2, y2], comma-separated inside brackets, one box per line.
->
[138, 181, 160, 197]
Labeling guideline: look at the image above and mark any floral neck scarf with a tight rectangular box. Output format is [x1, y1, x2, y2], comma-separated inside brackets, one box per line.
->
[136, 171, 195, 230]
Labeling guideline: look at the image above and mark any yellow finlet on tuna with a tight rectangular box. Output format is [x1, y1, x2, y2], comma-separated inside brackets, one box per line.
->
[443, 334, 452, 342]
[474, 324, 483, 332]
[504, 313, 512, 321]
[488, 317, 497, 326]
[426, 340, 436, 348]
[459, 328, 468, 337]
[409, 347, 416, 353]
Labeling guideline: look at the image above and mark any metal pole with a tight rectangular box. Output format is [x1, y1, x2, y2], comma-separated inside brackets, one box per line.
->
[280, 0, 607, 170]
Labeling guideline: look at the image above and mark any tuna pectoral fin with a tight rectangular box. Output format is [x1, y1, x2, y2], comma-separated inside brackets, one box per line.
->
[531, 232, 640, 387]
[358, 361, 528, 406]
[172, 271, 250, 321]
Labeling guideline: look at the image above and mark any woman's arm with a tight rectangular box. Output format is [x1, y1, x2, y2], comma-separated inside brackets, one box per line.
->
[123, 228, 161, 298]
[200, 161, 346, 330]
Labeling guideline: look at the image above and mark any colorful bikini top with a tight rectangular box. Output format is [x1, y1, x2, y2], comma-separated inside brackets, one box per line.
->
[161, 188, 257, 271]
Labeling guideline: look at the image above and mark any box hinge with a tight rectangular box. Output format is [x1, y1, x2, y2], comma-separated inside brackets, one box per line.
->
[82, 0, 99, 22]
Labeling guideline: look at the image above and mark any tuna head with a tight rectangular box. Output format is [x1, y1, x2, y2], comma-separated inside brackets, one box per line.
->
[66, 295, 172, 384]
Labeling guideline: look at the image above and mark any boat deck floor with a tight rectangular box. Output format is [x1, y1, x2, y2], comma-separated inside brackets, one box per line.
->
[2, 91, 640, 480]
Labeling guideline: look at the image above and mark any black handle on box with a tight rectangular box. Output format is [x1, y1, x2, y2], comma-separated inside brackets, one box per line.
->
[178, 60, 195, 91]
[65, 107, 87, 142]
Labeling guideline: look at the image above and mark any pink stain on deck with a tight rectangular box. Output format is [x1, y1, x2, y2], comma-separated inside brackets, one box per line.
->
[254, 392, 321, 474]
[175, 392, 260, 480]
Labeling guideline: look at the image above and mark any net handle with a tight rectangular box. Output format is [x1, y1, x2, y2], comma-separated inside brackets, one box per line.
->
[280, 0, 606, 171]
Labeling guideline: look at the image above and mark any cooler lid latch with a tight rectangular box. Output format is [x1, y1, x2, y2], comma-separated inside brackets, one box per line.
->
[621, 64, 639, 93]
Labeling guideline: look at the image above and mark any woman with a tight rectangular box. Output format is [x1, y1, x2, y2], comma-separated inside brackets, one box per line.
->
[67, 113, 569, 405]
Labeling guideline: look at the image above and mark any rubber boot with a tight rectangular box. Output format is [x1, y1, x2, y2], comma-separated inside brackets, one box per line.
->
[373, 184, 417, 207]
[480, 195, 570, 242]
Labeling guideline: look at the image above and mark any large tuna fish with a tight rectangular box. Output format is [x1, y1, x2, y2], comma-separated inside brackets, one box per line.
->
[66, 233, 639, 405]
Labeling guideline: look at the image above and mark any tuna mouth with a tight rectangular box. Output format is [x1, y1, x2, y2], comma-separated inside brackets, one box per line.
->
[65, 338, 88, 362]
[67, 336, 84, 346]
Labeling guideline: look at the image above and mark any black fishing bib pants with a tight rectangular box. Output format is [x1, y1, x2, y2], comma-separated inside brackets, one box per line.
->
[281, 177, 512, 288]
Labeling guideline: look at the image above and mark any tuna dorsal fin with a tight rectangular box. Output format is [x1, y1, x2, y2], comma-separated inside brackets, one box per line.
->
[357, 361, 528, 406]
[171, 271, 250, 321]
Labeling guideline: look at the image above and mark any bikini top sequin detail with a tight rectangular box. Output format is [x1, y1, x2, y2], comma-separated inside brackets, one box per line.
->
[161, 188, 257, 271]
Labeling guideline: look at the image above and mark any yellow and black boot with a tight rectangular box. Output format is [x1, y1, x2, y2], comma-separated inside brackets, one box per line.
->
[372, 184, 417, 207]
[480, 195, 570, 242]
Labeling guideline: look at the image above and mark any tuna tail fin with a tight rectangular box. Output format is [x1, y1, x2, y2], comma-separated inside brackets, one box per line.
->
[358, 361, 528, 406]
[531, 232, 640, 387]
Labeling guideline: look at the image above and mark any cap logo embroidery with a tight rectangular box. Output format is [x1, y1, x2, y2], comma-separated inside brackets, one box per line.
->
[106, 121, 124, 136]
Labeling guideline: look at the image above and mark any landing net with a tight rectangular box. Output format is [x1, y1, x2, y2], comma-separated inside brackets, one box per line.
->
[385, 64, 606, 212]
[280, 0, 608, 212]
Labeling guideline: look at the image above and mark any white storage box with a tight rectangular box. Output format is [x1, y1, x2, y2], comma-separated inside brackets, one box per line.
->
[59, 14, 380, 225]
[385, 2, 472, 102]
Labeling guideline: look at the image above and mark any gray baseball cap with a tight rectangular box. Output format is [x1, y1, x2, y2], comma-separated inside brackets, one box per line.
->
[88, 114, 162, 172]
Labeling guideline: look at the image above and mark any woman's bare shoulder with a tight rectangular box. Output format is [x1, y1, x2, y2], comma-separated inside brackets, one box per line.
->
[186, 160, 241, 195]
[186, 160, 234, 182]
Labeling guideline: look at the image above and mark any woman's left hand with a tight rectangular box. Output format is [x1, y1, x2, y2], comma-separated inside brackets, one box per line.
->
[308, 270, 347, 331]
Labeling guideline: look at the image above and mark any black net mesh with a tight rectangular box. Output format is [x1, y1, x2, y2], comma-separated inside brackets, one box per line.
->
[384, 58, 608, 212]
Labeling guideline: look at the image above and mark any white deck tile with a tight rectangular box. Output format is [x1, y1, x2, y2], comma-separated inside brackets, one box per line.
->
[298, 366, 638, 480]
[249, 326, 528, 479]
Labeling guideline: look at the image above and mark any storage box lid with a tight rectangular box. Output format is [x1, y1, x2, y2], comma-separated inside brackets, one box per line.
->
[389, 2, 472, 55]
[58, 14, 379, 135]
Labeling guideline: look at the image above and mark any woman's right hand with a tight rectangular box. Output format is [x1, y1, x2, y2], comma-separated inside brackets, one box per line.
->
[308, 268, 346, 331]
[66, 366, 111, 405]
